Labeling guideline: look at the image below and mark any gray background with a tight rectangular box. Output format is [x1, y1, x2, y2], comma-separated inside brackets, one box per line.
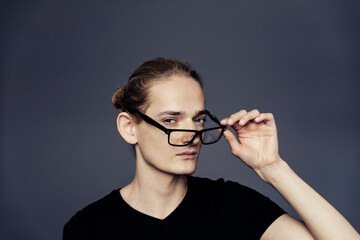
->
[1, 0, 359, 239]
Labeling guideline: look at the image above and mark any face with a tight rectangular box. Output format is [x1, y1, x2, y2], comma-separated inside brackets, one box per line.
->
[134, 75, 205, 176]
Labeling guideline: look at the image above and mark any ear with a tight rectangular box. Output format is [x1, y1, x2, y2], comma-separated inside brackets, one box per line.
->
[116, 112, 138, 145]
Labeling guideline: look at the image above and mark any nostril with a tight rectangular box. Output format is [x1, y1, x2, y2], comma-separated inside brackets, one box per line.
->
[184, 133, 195, 142]
[185, 132, 201, 145]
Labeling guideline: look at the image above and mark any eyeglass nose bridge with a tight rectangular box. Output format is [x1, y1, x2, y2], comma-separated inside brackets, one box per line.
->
[168, 129, 203, 146]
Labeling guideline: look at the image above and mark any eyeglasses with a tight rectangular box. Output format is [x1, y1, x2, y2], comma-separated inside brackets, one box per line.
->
[132, 110, 227, 147]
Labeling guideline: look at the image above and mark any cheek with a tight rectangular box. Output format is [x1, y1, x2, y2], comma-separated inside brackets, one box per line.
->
[138, 129, 170, 153]
[138, 132, 176, 167]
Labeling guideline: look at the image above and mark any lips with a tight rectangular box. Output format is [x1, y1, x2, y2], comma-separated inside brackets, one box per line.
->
[176, 151, 197, 157]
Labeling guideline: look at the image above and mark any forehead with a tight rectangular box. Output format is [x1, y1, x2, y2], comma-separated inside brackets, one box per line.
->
[146, 75, 205, 115]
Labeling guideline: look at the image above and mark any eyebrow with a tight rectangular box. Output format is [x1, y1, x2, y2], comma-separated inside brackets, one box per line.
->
[156, 109, 207, 118]
[196, 110, 207, 116]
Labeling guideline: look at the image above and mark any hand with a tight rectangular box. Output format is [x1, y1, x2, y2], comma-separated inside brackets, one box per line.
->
[221, 109, 283, 182]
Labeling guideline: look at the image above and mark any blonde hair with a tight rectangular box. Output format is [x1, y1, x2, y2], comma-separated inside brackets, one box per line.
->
[112, 58, 202, 122]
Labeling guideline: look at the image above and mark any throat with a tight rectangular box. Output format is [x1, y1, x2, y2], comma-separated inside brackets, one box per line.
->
[120, 175, 188, 220]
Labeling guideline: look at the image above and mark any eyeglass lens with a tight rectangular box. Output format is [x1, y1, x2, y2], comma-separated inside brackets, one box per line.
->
[169, 128, 222, 146]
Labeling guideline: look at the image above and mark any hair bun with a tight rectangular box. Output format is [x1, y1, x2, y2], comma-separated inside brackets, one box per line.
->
[112, 87, 125, 111]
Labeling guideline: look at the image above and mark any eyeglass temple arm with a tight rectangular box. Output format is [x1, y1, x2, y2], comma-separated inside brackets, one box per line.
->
[205, 110, 226, 127]
[133, 110, 170, 134]
[134, 109, 225, 133]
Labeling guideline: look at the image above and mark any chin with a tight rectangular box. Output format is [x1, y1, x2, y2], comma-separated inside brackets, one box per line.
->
[173, 161, 197, 175]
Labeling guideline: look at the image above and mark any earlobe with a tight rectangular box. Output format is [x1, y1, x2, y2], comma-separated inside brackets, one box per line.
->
[116, 112, 138, 145]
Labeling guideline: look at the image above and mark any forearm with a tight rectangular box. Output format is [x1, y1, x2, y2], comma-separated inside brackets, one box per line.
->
[262, 159, 359, 240]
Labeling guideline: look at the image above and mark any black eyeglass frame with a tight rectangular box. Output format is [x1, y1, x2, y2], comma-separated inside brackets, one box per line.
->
[131, 109, 227, 147]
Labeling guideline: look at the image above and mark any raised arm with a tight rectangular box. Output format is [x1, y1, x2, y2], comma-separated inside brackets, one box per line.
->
[220, 109, 360, 240]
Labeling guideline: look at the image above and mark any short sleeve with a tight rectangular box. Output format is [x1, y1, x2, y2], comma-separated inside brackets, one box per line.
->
[222, 180, 286, 238]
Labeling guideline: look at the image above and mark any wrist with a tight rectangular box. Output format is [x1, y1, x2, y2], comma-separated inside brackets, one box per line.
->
[256, 158, 292, 185]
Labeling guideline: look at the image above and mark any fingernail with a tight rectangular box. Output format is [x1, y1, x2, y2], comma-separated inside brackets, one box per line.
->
[255, 117, 260, 121]
[227, 118, 233, 124]
[220, 119, 226, 124]
[239, 119, 245, 125]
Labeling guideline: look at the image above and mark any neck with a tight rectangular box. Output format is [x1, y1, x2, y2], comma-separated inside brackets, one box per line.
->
[132, 168, 187, 200]
[120, 156, 188, 220]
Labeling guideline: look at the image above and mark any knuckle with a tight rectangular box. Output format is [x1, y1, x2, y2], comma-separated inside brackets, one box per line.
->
[229, 114, 237, 120]
[237, 110, 247, 116]
[231, 110, 246, 118]
[230, 110, 250, 121]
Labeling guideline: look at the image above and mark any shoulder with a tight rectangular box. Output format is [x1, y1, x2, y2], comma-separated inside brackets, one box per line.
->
[187, 175, 264, 199]
[195, 176, 282, 207]
[73, 189, 119, 217]
[187, 175, 286, 238]
[187, 175, 286, 219]
[63, 189, 120, 239]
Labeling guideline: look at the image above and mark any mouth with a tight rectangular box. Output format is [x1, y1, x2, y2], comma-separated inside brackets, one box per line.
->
[176, 151, 197, 159]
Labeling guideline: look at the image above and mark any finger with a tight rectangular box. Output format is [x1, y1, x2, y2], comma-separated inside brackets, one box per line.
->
[237, 109, 261, 126]
[226, 110, 247, 125]
[220, 117, 229, 125]
[254, 113, 275, 125]
[223, 129, 242, 156]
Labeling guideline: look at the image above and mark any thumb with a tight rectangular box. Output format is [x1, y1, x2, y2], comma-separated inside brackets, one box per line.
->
[223, 129, 241, 157]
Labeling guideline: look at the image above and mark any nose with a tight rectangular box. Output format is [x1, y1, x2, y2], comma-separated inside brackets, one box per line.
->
[184, 119, 197, 130]
[181, 131, 201, 145]
[180, 119, 201, 145]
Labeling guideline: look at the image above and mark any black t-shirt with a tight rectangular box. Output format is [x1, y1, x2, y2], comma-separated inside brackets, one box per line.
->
[63, 176, 285, 239]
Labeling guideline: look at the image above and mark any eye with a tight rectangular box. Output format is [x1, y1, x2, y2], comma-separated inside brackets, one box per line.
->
[163, 118, 177, 125]
[194, 117, 207, 124]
